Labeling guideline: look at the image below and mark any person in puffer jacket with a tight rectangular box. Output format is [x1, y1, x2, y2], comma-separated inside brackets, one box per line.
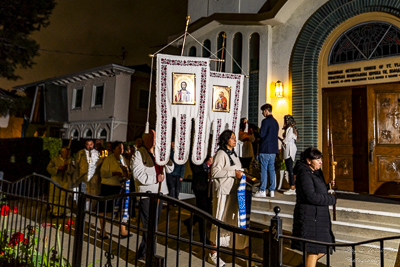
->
[291, 147, 336, 267]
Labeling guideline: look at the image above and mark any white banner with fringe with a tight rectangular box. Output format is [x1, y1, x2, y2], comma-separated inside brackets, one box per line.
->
[155, 54, 211, 166]
[208, 71, 244, 156]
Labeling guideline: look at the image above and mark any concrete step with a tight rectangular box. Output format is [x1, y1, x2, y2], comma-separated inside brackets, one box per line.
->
[250, 190, 400, 253]
[251, 210, 400, 239]
[251, 191, 400, 224]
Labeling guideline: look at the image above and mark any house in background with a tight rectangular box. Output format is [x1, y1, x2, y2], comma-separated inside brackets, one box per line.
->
[11, 64, 156, 142]
[54, 64, 135, 142]
[13, 77, 69, 139]
[0, 88, 26, 138]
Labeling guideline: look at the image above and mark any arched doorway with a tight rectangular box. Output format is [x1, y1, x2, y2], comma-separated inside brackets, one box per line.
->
[291, 1, 400, 195]
[320, 15, 400, 195]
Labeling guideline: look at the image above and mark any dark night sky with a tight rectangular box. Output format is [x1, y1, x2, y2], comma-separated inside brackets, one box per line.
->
[0, 0, 188, 91]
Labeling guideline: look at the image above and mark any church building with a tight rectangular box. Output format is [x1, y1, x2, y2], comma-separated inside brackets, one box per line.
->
[181, 0, 400, 195]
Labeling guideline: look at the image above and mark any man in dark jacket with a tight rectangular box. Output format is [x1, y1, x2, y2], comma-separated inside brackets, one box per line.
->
[184, 155, 213, 243]
[253, 103, 279, 198]
[166, 141, 186, 200]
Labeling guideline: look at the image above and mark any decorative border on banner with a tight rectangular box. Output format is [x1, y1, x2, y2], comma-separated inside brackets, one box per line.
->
[213, 118, 222, 155]
[210, 72, 242, 133]
[195, 66, 207, 161]
[232, 80, 241, 132]
[159, 64, 168, 161]
[178, 114, 187, 161]
[159, 58, 208, 162]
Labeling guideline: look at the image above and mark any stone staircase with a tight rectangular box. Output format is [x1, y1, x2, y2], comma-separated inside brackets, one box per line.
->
[250, 190, 400, 266]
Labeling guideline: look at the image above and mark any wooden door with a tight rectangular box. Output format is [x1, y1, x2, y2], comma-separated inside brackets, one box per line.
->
[367, 83, 400, 195]
[322, 87, 369, 192]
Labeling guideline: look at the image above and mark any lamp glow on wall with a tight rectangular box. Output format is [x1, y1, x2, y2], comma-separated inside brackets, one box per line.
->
[275, 81, 284, 97]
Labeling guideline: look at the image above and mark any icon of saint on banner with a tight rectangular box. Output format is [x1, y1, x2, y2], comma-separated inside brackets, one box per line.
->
[212, 85, 231, 112]
[172, 73, 196, 105]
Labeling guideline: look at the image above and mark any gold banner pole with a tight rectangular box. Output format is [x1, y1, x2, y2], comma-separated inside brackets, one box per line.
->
[329, 132, 337, 221]
[181, 15, 191, 56]
[219, 33, 226, 72]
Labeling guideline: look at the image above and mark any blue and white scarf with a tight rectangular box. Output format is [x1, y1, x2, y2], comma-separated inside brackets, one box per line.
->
[238, 174, 252, 228]
[113, 180, 130, 223]
[113, 156, 130, 223]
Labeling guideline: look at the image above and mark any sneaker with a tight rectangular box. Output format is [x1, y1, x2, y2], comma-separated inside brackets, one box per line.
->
[283, 189, 296, 195]
[269, 191, 275, 198]
[208, 252, 226, 266]
[253, 190, 266, 198]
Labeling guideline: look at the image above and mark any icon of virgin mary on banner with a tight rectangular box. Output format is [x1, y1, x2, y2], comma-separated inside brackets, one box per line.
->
[208, 71, 244, 156]
[155, 54, 211, 166]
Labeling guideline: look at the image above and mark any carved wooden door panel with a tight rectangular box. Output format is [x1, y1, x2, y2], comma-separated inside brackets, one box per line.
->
[367, 83, 400, 195]
[323, 88, 358, 192]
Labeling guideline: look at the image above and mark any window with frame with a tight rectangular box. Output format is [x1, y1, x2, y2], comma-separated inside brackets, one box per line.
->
[71, 129, 79, 139]
[98, 129, 107, 139]
[72, 88, 83, 109]
[189, 46, 197, 57]
[329, 21, 400, 65]
[92, 84, 104, 107]
[249, 33, 260, 125]
[84, 129, 93, 138]
[203, 39, 211, 58]
[233, 32, 243, 74]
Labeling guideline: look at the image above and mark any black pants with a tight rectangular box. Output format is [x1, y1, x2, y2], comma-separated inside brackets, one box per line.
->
[285, 157, 295, 187]
[166, 174, 181, 199]
[192, 189, 212, 243]
[137, 197, 163, 258]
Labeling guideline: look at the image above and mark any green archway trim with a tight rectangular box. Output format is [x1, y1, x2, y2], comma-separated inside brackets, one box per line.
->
[291, 0, 400, 154]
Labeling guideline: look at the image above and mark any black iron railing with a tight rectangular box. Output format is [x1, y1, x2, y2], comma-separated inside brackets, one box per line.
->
[0, 173, 399, 266]
[269, 206, 400, 267]
[0, 173, 267, 266]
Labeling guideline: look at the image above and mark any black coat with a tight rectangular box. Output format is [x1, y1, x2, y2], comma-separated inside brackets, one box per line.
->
[189, 158, 210, 192]
[291, 161, 336, 254]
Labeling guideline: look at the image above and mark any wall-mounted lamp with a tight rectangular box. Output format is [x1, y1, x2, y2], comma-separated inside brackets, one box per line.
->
[275, 81, 284, 97]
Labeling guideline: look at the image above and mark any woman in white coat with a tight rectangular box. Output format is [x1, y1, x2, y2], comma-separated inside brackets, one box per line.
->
[209, 129, 254, 266]
[280, 115, 298, 195]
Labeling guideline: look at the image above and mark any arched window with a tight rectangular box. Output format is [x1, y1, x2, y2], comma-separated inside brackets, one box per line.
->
[330, 21, 400, 65]
[98, 129, 107, 139]
[217, 32, 226, 72]
[232, 33, 243, 74]
[71, 129, 79, 139]
[84, 129, 93, 138]
[203, 39, 211, 58]
[248, 33, 260, 125]
[189, 46, 197, 57]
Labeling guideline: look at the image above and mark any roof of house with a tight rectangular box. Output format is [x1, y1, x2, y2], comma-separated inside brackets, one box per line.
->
[13, 64, 135, 90]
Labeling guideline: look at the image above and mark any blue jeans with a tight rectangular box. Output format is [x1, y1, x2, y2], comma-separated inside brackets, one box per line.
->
[259, 153, 276, 192]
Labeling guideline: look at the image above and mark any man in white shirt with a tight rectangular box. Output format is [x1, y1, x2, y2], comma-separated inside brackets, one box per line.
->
[71, 139, 103, 200]
[131, 130, 174, 259]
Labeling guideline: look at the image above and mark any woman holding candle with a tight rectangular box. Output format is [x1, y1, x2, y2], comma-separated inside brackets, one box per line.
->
[291, 147, 336, 267]
[98, 141, 132, 239]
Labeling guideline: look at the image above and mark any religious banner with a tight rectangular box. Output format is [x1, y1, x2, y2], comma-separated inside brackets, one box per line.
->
[209, 71, 244, 155]
[155, 54, 211, 166]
